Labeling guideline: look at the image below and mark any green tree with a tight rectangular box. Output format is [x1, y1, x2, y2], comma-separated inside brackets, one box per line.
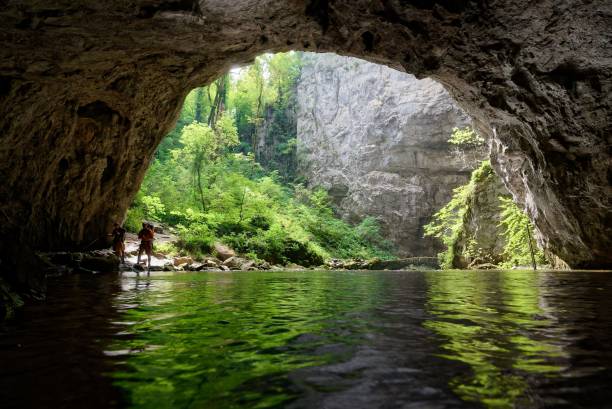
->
[174, 116, 239, 210]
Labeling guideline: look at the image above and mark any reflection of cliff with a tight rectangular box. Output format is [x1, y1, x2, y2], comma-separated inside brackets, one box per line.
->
[296, 53, 484, 257]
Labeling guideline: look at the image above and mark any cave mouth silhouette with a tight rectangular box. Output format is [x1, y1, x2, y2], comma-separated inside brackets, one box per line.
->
[0, 0, 610, 296]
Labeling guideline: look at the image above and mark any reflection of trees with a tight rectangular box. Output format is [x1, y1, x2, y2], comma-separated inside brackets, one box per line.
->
[111, 271, 383, 408]
[424, 271, 568, 408]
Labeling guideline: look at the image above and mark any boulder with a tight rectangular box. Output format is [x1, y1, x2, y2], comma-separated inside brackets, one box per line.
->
[80, 252, 120, 272]
[186, 262, 204, 271]
[202, 258, 220, 268]
[241, 260, 257, 271]
[223, 256, 248, 270]
[471, 263, 499, 270]
[173, 256, 193, 266]
[285, 263, 306, 270]
[214, 243, 236, 261]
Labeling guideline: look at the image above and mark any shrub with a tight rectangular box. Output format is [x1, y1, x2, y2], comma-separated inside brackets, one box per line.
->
[176, 222, 216, 254]
[124, 207, 145, 233]
[498, 197, 546, 268]
[423, 161, 491, 268]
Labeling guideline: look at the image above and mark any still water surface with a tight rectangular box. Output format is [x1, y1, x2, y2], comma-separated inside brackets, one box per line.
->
[1, 270, 612, 408]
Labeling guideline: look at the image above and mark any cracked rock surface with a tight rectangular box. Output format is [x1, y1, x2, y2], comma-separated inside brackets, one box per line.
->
[0, 0, 610, 279]
[297, 53, 482, 257]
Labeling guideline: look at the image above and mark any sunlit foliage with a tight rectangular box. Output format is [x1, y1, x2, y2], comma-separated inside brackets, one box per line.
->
[424, 159, 547, 269]
[498, 197, 545, 268]
[423, 161, 491, 268]
[126, 52, 394, 265]
[448, 126, 485, 148]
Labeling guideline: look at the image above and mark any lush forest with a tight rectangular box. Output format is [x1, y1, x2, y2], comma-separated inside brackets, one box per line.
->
[126, 52, 394, 266]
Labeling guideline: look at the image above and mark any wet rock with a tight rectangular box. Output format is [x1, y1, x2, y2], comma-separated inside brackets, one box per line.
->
[80, 252, 119, 272]
[471, 263, 499, 270]
[286, 263, 306, 271]
[327, 259, 345, 269]
[368, 258, 440, 270]
[214, 243, 236, 261]
[202, 258, 220, 268]
[186, 262, 204, 271]
[240, 260, 257, 271]
[119, 264, 134, 273]
[222, 257, 249, 270]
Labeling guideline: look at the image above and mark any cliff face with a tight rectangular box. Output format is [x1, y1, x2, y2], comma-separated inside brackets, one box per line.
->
[452, 164, 510, 268]
[297, 54, 483, 257]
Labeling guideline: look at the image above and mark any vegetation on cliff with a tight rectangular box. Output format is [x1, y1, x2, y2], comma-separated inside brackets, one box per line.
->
[126, 52, 394, 266]
[424, 159, 545, 269]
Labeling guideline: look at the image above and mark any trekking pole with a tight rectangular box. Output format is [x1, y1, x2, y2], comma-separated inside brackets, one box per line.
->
[84, 237, 100, 250]
[526, 225, 537, 270]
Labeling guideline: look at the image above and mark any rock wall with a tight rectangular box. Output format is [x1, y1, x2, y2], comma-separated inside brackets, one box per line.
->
[297, 53, 483, 257]
[0, 0, 610, 284]
[451, 163, 510, 268]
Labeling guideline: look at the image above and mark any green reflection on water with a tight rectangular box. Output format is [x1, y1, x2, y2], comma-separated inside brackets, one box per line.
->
[110, 272, 384, 408]
[424, 270, 567, 408]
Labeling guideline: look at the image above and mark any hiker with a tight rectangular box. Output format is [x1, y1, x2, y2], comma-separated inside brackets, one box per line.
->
[109, 222, 126, 264]
[137, 222, 155, 272]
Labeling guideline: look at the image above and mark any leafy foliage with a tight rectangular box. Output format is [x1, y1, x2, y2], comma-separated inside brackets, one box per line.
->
[127, 54, 395, 265]
[448, 127, 485, 148]
[498, 197, 546, 268]
[229, 52, 302, 181]
[425, 159, 547, 269]
[423, 162, 485, 268]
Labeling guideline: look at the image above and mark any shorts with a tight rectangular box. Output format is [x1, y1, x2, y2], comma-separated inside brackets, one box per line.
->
[140, 240, 153, 255]
[113, 241, 125, 254]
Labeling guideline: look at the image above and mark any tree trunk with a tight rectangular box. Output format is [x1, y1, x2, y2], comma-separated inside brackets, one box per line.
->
[196, 166, 206, 212]
[194, 87, 204, 122]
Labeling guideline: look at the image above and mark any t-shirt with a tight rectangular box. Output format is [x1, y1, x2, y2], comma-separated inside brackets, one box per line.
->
[138, 227, 154, 241]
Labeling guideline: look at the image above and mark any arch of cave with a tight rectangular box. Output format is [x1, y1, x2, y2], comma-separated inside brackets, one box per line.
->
[0, 0, 609, 275]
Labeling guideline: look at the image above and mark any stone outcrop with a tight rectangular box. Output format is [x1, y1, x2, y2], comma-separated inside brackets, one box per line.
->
[0, 0, 609, 295]
[451, 164, 510, 268]
[297, 53, 482, 257]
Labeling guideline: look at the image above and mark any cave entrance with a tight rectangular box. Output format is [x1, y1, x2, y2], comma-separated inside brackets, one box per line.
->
[126, 51, 534, 271]
[0, 0, 609, 278]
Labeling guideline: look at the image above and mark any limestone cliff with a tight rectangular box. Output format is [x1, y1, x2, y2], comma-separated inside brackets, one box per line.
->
[451, 164, 510, 268]
[297, 54, 483, 257]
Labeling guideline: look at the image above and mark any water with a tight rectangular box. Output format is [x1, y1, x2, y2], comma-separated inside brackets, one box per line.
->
[1, 270, 612, 409]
